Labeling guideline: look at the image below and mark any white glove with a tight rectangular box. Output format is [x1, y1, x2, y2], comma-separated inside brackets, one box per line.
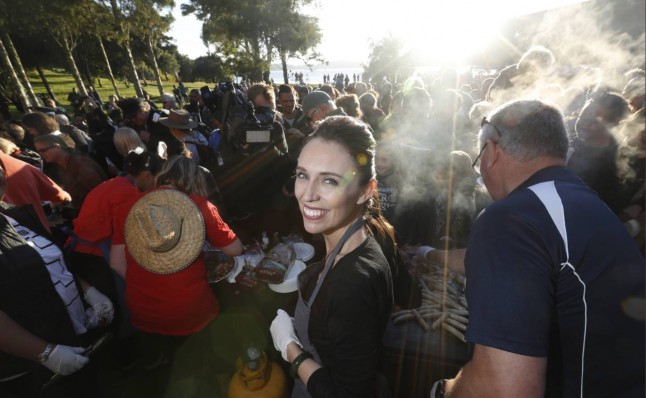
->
[83, 287, 114, 329]
[270, 309, 301, 362]
[43, 345, 89, 375]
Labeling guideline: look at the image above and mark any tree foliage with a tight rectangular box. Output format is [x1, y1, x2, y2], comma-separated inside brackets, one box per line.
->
[182, 0, 322, 81]
[363, 35, 414, 84]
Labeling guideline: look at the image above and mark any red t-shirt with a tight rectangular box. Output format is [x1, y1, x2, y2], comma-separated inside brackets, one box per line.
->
[0, 152, 68, 231]
[118, 188, 238, 335]
[70, 176, 141, 256]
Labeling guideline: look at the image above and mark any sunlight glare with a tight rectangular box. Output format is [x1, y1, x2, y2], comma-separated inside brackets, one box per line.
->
[396, 2, 506, 66]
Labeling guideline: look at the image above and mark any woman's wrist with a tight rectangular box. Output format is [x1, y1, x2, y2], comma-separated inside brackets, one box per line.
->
[290, 351, 313, 378]
[285, 341, 303, 362]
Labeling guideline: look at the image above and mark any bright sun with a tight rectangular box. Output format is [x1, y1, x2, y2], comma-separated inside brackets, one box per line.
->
[395, 2, 507, 66]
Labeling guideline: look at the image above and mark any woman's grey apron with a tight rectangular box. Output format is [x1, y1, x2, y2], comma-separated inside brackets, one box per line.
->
[292, 218, 365, 397]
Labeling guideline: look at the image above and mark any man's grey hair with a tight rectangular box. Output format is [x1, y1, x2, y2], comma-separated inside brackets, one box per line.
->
[479, 99, 569, 162]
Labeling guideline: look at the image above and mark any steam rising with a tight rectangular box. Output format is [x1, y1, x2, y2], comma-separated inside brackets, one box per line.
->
[375, 0, 644, 245]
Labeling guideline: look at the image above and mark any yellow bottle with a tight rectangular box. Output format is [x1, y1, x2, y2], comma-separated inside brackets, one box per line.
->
[228, 347, 287, 398]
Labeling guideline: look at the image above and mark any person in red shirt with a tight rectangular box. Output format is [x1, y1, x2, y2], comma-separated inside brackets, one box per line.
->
[67, 149, 164, 329]
[114, 155, 243, 386]
[0, 151, 70, 232]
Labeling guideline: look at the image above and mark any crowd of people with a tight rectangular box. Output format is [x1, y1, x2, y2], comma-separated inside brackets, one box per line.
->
[0, 44, 643, 397]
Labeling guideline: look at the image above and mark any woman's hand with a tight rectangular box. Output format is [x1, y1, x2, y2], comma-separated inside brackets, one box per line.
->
[270, 309, 302, 361]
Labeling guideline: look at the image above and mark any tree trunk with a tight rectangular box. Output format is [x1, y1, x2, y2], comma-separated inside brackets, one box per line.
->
[125, 42, 144, 97]
[65, 47, 87, 95]
[0, 36, 30, 112]
[147, 37, 164, 97]
[280, 50, 289, 84]
[250, 36, 263, 82]
[140, 69, 148, 87]
[109, 0, 143, 98]
[97, 36, 121, 99]
[83, 56, 93, 87]
[36, 64, 56, 101]
[1, 31, 40, 106]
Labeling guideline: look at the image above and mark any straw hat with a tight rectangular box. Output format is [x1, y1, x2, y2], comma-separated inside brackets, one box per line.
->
[158, 109, 198, 130]
[125, 189, 205, 274]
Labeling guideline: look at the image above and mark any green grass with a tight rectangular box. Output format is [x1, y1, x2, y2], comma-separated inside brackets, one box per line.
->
[9, 68, 210, 118]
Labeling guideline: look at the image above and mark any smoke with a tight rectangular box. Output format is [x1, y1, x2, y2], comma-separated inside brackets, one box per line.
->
[374, 0, 644, 244]
[488, 0, 645, 109]
[482, 0, 645, 186]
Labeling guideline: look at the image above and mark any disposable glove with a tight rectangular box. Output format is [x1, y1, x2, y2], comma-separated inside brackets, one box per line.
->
[270, 309, 302, 361]
[83, 287, 114, 329]
[43, 345, 89, 375]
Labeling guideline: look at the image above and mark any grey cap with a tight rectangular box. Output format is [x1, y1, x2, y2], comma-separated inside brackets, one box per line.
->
[298, 91, 332, 123]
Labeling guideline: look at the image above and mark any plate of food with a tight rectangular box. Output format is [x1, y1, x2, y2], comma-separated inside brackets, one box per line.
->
[205, 249, 237, 283]
[268, 260, 307, 293]
[291, 242, 315, 262]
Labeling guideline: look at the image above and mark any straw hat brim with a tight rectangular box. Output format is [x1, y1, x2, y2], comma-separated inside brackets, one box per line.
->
[125, 188, 205, 274]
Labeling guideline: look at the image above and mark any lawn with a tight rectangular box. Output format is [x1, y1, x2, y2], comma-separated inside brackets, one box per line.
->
[9, 68, 210, 118]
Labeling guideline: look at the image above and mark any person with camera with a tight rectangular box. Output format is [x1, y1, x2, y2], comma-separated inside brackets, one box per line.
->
[118, 97, 184, 158]
[217, 83, 291, 218]
[245, 84, 289, 156]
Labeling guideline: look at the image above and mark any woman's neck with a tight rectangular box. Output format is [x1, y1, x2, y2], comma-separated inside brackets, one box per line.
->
[323, 222, 367, 264]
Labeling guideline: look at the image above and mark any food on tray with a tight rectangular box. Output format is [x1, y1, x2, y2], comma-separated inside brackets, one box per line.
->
[205, 251, 235, 283]
[254, 243, 295, 284]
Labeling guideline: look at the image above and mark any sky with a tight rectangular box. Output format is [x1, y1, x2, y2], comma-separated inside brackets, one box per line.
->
[170, 0, 588, 67]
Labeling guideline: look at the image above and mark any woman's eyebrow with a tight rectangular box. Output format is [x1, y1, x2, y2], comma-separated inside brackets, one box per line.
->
[296, 166, 343, 177]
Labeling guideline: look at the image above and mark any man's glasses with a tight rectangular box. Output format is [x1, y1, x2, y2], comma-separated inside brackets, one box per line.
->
[37, 145, 56, 155]
[472, 117, 503, 170]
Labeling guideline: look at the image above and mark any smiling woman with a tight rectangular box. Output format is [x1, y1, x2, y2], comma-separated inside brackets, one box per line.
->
[270, 116, 396, 397]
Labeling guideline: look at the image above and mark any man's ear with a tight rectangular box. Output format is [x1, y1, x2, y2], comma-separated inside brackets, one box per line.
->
[357, 178, 377, 205]
[486, 139, 499, 168]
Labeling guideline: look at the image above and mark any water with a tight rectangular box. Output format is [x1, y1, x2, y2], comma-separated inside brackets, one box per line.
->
[269, 66, 364, 85]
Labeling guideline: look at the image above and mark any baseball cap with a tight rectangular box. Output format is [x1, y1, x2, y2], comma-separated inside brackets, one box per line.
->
[297, 91, 332, 123]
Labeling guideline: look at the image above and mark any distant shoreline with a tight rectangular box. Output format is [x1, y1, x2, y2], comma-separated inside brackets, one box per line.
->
[269, 66, 364, 85]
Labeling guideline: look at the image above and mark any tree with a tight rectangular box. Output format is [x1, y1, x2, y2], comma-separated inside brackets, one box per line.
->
[183, 0, 322, 83]
[0, 0, 47, 107]
[101, 0, 175, 98]
[0, 30, 40, 106]
[79, 0, 123, 98]
[10, 33, 65, 102]
[104, 0, 142, 97]
[363, 35, 414, 84]
[130, 0, 174, 97]
[267, 2, 322, 84]
[0, 35, 30, 112]
[34, 0, 91, 95]
[192, 54, 225, 83]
